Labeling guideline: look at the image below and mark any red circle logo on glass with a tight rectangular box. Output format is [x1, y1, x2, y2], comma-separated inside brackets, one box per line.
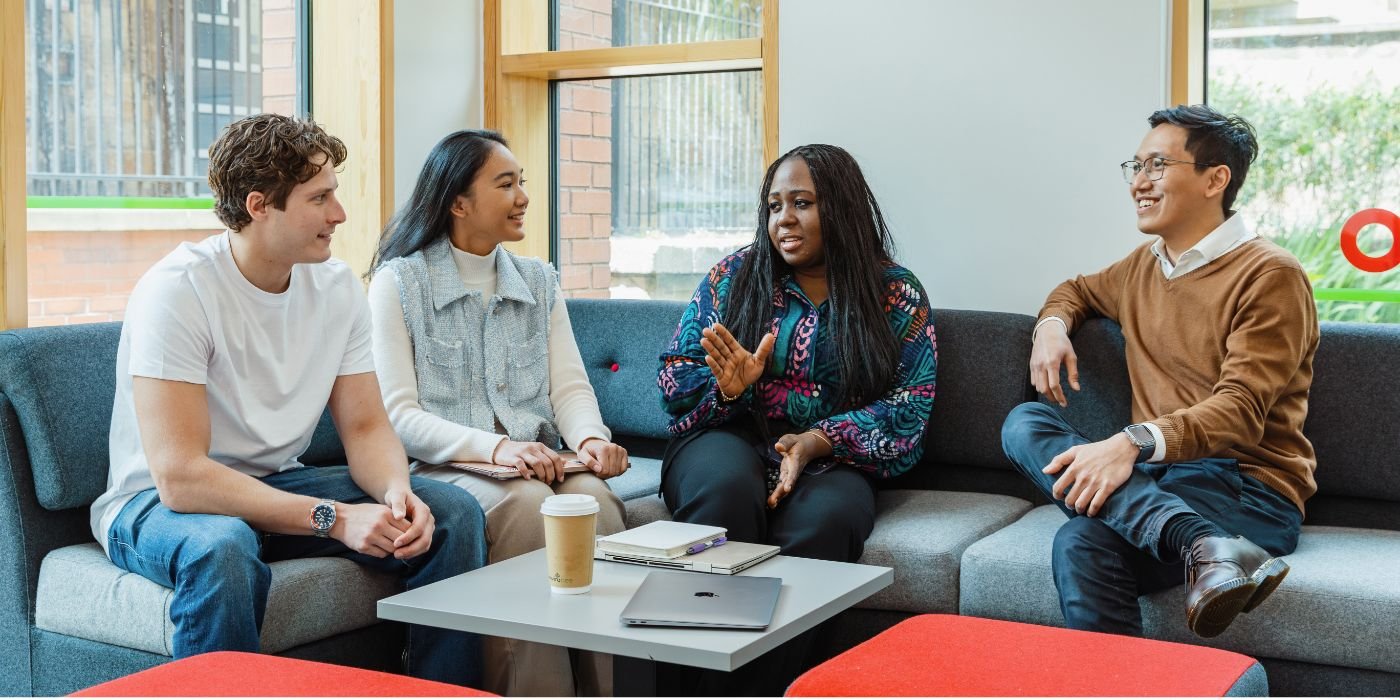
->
[1340, 209, 1400, 273]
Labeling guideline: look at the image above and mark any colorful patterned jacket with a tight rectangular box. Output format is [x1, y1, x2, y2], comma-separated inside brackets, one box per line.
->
[657, 249, 938, 479]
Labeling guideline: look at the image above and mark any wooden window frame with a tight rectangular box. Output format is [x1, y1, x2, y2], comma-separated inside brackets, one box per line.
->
[0, 1, 391, 331]
[483, 0, 779, 262]
[1170, 0, 1205, 105]
[1, 1, 25, 329]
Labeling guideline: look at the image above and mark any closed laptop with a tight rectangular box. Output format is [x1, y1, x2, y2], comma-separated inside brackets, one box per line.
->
[620, 571, 782, 629]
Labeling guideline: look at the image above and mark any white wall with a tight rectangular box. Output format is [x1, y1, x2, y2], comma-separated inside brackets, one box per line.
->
[780, 0, 1171, 314]
[393, 0, 484, 210]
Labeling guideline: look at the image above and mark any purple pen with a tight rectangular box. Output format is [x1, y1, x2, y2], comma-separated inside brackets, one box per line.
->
[687, 536, 728, 555]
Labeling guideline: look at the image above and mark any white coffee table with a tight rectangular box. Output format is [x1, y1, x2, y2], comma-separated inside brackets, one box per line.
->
[378, 548, 892, 695]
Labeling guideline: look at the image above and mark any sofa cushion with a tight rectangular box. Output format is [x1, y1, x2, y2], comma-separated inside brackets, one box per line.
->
[623, 494, 671, 529]
[71, 651, 496, 697]
[958, 505, 1068, 626]
[34, 544, 398, 656]
[300, 409, 346, 467]
[567, 299, 685, 441]
[960, 505, 1400, 675]
[603, 456, 661, 502]
[856, 490, 1032, 613]
[786, 613, 1267, 697]
[1038, 318, 1133, 441]
[0, 324, 122, 511]
[889, 310, 1034, 490]
[1305, 322, 1400, 504]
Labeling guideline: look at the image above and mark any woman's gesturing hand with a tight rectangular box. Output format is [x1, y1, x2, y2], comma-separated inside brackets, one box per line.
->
[700, 322, 775, 400]
[767, 429, 833, 508]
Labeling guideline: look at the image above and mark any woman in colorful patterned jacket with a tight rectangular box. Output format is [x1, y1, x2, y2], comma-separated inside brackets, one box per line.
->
[657, 143, 938, 566]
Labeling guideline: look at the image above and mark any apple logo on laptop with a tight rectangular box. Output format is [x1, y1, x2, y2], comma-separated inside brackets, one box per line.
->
[694, 591, 718, 598]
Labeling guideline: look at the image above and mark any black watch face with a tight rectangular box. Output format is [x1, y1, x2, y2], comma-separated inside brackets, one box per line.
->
[1127, 425, 1154, 447]
[311, 504, 335, 531]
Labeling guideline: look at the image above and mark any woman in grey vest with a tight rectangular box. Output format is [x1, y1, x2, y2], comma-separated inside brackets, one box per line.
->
[366, 130, 627, 697]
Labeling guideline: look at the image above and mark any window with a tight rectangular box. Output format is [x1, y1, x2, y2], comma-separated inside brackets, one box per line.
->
[1205, 0, 1400, 323]
[555, 70, 763, 300]
[24, 0, 307, 326]
[554, 0, 761, 49]
[486, 0, 776, 300]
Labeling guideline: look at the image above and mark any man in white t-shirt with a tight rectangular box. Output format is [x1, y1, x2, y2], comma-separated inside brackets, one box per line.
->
[92, 114, 487, 687]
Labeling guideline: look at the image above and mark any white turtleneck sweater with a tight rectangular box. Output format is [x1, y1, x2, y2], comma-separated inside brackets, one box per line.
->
[367, 244, 610, 464]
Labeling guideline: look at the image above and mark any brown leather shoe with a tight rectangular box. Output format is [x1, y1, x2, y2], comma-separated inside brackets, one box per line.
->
[1184, 535, 1290, 638]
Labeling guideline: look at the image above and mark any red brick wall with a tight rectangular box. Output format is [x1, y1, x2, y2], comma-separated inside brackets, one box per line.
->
[260, 0, 300, 115]
[26, 228, 219, 327]
[556, 0, 615, 299]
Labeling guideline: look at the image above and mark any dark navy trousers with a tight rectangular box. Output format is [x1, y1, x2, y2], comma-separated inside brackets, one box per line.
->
[1000, 402, 1302, 635]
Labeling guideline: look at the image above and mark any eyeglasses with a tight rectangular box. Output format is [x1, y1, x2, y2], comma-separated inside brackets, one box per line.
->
[1120, 156, 1216, 183]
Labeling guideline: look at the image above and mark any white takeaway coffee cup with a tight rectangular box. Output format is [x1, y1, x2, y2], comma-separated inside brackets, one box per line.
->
[540, 494, 601, 594]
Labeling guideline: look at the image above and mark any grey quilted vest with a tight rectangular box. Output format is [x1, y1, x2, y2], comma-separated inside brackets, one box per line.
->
[383, 238, 560, 447]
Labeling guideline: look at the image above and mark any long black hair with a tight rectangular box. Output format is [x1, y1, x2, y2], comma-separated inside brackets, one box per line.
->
[368, 129, 510, 275]
[726, 144, 900, 408]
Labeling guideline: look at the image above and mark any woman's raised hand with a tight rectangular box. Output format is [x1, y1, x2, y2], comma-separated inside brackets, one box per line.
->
[700, 322, 775, 400]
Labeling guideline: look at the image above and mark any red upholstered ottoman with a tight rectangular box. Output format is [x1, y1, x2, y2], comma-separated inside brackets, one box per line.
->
[71, 651, 496, 697]
[786, 614, 1266, 697]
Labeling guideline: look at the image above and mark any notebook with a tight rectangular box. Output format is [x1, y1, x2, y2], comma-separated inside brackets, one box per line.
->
[596, 540, 780, 575]
[444, 460, 591, 480]
[425, 452, 603, 480]
[595, 521, 727, 559]
[620, 571, 782, 629]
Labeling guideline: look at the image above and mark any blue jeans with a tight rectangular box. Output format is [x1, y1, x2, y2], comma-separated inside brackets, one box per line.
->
[107, 466, 487, 687]
[1000, 402, 1302, 635]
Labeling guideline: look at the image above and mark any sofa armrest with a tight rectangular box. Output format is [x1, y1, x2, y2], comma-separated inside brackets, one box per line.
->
[0, 393, 100, 695]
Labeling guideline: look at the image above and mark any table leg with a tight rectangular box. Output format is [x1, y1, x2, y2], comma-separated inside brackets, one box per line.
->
[613, 655, 657, 697]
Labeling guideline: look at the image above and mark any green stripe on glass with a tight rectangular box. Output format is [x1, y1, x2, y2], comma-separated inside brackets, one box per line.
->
[1314, 288, 1400, 304]
[26, 196, 214, 210]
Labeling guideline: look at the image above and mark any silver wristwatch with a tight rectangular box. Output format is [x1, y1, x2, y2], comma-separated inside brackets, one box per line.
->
[310, 499, 336, 538]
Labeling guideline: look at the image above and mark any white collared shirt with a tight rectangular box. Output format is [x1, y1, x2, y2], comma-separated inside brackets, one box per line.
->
[1149, 212, 1258, 279]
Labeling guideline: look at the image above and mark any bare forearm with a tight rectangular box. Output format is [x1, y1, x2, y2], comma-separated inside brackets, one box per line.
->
[155, 458, 320, 535]
[344, 420, 412, 504]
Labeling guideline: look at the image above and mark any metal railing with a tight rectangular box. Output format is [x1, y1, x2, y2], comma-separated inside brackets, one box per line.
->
[25, 0, 270, 200]
[610, 0, 764, 236]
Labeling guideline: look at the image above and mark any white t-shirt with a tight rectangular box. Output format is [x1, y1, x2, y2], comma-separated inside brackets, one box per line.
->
[91, 232, 375, 553]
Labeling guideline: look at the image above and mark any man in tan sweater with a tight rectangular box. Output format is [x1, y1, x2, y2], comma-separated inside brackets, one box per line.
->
[1000, 105, 1318, 639]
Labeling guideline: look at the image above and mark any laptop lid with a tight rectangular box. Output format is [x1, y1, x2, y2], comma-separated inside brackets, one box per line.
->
[620, 571, 782, 629]
[597, 541, 780, 575]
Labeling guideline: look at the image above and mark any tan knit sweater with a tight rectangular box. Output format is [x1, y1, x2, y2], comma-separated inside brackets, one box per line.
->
[1039, 237, 1319, 514]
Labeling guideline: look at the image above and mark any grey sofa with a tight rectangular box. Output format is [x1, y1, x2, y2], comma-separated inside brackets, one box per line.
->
[2, 299, 1398, 696]
[568, 299, 1400, 698]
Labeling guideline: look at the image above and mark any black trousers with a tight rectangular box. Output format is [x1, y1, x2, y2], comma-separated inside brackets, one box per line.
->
[661, 423, 877, 563]
[657, 423, 878, 695]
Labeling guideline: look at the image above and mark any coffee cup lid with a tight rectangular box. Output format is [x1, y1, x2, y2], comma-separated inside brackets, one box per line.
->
[540, 493, 600, 516]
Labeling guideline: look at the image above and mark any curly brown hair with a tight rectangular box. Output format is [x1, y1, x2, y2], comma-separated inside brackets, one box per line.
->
[206, 114, 348, 231]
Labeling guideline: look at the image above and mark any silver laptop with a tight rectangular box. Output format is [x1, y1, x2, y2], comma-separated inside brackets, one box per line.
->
[620, 571, 782, 629]
[596, 541, 780, 575]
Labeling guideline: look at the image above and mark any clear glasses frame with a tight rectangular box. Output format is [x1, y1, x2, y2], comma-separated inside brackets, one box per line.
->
[1120, 156, 1216, 183]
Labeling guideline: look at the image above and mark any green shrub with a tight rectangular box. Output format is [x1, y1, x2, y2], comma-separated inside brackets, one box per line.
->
[1210, 77, 1400, 323]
